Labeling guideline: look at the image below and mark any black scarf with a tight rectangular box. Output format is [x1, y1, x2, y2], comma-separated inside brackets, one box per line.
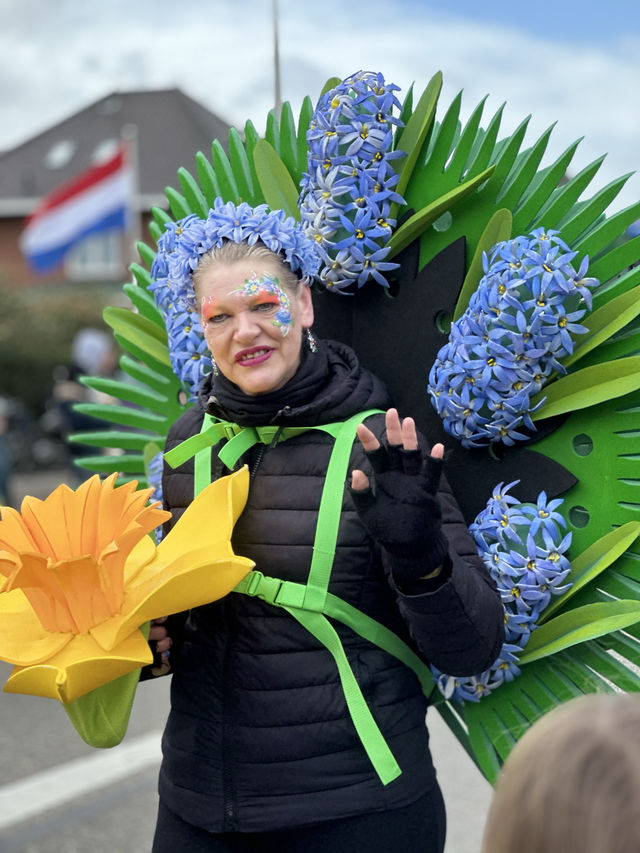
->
[199, 339, 391, 428]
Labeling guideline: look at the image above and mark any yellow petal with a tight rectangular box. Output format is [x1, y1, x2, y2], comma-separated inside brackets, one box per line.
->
[154, 468, 249, 567]
[68, 475, 100, 556]
[23, 483, 80, 560]
[123, 533, 157, 584]
[91, 548, 253, 650]
[0, 586, 28, 612]
[0, 589, 71, 664]
[19, 492, 63, 556]
[89, 469, 252, 651]
[3, 628, 152, 703]
[0, 505, 40, 555]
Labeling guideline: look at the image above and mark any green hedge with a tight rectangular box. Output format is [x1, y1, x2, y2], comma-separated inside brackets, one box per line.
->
[0, 279, 122, 415]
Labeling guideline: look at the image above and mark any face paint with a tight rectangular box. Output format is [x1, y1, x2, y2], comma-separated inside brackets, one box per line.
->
[201, 297, 223, 324]
[233, 274, 294, 337]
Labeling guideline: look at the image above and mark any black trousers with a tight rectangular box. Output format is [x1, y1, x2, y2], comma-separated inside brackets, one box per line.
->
[152, 789, 446, 853]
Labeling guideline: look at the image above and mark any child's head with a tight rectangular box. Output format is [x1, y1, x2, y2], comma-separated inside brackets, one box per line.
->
[482, 693, 640, 853]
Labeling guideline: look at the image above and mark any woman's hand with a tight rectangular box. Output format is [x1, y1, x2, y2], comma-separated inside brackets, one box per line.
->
[350, 408, 448, 579]
[149, 617, 172, 676]
[149, 617, 172, 654]
[352, 408, 443, 490]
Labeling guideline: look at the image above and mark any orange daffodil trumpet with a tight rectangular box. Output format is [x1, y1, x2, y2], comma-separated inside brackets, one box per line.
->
[0, 468, 253, 704]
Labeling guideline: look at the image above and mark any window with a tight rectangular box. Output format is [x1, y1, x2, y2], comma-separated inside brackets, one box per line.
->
[65, 230, 124, 281]
[44, 139, 77, 170]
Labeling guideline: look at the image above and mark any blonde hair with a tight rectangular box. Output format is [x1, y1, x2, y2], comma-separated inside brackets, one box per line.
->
[481, 694, 640, 853]
[192, 240, 303, 298]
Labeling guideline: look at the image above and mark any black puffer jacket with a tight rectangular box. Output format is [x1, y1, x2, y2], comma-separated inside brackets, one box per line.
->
[159, 340, 503, 833]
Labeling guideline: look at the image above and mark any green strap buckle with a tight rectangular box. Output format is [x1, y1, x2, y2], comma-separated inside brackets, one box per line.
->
[235, 570, 306, 609]
[239, 570, 283, 603]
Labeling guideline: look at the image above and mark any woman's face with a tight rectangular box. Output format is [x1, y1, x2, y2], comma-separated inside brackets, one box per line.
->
[196, 257, 314, 396]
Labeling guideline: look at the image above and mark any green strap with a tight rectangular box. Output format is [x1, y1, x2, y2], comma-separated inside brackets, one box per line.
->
[163, 420, 239, 468]
[234, 571, 434, 697]
[168, 406, 433, 784]
[234, 569, 434, 783]
[283, 607, 402, 785]
[164, 415, 312, 497]
[304, 410, 382, 611]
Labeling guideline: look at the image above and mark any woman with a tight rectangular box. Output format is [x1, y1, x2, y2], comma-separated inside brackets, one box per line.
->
[481, 694, 640, 853]
[149, 204, 504, 852]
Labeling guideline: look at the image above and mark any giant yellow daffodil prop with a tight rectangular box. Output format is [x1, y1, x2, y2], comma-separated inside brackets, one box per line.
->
[0, 468, 252, 746]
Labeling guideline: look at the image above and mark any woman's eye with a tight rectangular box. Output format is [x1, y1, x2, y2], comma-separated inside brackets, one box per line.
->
[253, 301, 277, 313]
[207, 313, 228, 325]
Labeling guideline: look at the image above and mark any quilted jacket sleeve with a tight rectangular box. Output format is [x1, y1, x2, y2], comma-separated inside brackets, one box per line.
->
[381, 466, 505, 676]
[353, 415, 504, 677]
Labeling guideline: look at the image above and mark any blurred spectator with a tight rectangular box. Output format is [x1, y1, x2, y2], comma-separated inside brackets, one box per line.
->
[481, 693, 640, 853]
[42, 327, 118, 479]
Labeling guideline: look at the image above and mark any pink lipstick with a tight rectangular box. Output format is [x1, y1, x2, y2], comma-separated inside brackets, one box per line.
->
[235, 346, 273, 366]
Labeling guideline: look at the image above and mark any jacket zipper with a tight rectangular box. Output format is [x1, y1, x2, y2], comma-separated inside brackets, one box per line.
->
[221, 438, 267, 826]
[221, 598, 236, 830]
[250, 444, 265, 479]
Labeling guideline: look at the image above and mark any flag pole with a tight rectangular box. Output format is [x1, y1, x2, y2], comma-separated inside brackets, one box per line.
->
[273, 0, 282, 118]
[120, 123, 141, 273]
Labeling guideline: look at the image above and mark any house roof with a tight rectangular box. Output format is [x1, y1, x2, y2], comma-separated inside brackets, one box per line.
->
[0, 88, 232, 215]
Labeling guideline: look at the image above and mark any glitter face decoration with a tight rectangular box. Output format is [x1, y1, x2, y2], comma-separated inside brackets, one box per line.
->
[233, 274, 294, 337]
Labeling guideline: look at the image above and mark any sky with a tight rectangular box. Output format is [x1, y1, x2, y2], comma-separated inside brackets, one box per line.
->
[0, 0, 638, 211]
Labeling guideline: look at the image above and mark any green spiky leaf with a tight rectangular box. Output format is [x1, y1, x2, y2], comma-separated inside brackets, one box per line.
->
[265, 110, 280, 154]
[532, 357, 640, 420]
[388, 165, 495, 257]
[542, 522, 640, 621]
[228, 127, 256, 204]
[243, 120, 263, 204]
[68, 430, 164, 451]
[511, 139, 583, 234]
[518, 601, 640, 665]
[453, 208, 512, 321]
[278, 101, 299, 179]
[103, 307, 171, 367]
[164, 186, 191, 219]
[320, 77, 341, 97]
[564, 285, 640, 368]
[73, 454, 146, 475]
[392, 71, 443, 210]
[117, 355, 182, 397]
[72, 403, 168, 432]
[253, 139, 300, 219]
[151, 206, 172, 230]
[78, 376, 170, 410]
[195, 150, 222, 206]
[143, 441, 164, 472]
[122, 282, 164, 326]
[136, 241, 157, 269]
[296, 96, 314, 181]
[211, 139, 239, 203]
[177, 166, 208, 217]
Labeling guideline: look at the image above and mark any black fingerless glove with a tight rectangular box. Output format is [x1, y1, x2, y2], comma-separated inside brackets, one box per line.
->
[350, 441, 449, 580]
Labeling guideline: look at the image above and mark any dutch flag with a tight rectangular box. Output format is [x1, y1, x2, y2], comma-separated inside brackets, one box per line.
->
[19, 144, 134, 274]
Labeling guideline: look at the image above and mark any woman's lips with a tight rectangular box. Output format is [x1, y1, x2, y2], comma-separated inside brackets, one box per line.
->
[234, 347, 273, 366]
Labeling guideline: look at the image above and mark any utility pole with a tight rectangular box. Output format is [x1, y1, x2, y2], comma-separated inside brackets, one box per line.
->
[273, 0, 282, 117]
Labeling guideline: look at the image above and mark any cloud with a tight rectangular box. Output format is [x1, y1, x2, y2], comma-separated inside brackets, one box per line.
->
[0, 0, 637, 210]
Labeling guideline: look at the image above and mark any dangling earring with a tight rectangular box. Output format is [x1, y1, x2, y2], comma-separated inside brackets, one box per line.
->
[211, 357, 219, 376]
[306, 329, 318, 353]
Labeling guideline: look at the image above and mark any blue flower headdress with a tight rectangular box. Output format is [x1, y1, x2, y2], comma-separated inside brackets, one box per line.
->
[433, 482, 572, 703]
[299, 70, 406, 292]
[150, 199, 321, 312]
[148, 199, 321, 397]
[428, 228, 598, 447]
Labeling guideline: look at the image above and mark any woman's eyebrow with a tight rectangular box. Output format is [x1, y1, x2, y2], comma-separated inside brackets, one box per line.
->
[251, 290, 279, 304]
[201, 297, 225, 319]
